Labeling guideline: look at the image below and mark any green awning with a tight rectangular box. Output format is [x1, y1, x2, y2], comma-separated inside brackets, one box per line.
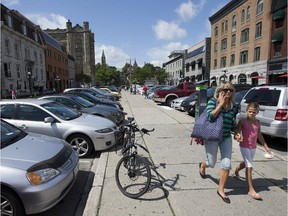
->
[272, 32, 283, 43]
[273, 10, 285, 20]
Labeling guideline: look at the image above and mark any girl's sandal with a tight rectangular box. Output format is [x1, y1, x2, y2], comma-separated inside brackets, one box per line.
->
[248, 192, 262, 200]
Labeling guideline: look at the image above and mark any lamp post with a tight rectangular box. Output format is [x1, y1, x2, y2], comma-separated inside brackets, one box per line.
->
[27, 71, 33, 97]
[222, 68, 228, 82]
[55, 76, 61, 93]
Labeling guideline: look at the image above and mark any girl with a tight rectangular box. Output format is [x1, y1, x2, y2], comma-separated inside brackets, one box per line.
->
[234, 102, 272, 200]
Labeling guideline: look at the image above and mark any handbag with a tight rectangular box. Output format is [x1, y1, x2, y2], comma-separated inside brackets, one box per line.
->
[191, 109, 223, 141]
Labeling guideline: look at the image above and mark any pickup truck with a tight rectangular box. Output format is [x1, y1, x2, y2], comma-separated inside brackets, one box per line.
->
[153, 82, 196, 106]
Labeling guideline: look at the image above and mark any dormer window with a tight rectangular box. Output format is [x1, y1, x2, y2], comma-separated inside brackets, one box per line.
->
[33, 32, 39, 42]
[5, 14, 13, 28]
[21, 24, 27, 35]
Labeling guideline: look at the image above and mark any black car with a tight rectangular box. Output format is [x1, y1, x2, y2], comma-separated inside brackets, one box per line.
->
[65, 91, 123, 110]
[64, 88, 117, 101]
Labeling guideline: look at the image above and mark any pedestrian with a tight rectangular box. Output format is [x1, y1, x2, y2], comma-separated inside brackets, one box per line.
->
[199, 81, 238, 203]
[143, 85, 148, 99]
[11, 89, 17, 99]
[233, 102, 272, 200]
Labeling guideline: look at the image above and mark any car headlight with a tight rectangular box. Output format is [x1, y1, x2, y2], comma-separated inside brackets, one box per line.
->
[27, 168, 60, 185]
[95, 128, 113, 133]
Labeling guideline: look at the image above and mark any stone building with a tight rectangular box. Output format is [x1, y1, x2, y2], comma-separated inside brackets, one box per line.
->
[208, 0, 285, 85]
[44, 20, 96, 86]
[1, 3, 46, 97]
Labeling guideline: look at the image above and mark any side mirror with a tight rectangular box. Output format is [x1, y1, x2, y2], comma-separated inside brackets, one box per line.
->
[44, 117, 54, 123]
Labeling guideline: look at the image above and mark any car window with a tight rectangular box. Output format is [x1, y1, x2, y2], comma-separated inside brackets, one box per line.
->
[0, 104, 15, 119]
[55, 97, 76, 108]
[42, 102, 79, 120]
[244, 89, 281, 106]
[72, 96, 94, 108]
[18, 105, 50, 121]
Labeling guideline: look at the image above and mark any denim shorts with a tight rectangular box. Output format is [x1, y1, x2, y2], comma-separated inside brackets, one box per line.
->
[204, 137, 232, 170]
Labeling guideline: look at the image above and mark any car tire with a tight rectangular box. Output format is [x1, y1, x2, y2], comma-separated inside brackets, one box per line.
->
[1, 187, 25, 216]
[67, 134, 93, 158]
[166, 97, 176, 107]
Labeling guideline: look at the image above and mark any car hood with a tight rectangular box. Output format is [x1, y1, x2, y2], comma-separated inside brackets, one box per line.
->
[1, 133, 65, 170]
[70, 113, 116, 128]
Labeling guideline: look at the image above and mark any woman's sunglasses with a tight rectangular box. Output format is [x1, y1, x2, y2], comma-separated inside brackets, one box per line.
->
[222, 88, 234, 93]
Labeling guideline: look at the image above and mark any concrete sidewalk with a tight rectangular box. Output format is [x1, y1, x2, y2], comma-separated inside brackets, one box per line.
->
[83, 91, 287, 216]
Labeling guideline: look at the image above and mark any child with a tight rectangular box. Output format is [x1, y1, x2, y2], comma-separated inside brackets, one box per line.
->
[234, 102, 272, 200]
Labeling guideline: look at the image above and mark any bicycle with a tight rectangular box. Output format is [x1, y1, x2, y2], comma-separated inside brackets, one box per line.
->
[115, 117, 154, 198]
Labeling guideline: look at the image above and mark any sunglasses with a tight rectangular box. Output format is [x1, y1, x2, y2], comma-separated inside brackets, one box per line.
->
[222, 88, 234, 93]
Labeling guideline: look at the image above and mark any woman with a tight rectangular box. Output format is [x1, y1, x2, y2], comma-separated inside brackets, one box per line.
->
[199, 81, 238, 203]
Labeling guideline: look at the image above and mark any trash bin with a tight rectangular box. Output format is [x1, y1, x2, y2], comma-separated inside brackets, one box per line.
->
[195, 80, 208, 118]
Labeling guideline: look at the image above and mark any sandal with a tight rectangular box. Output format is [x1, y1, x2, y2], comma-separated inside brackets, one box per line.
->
[199, 163, 206, 179]
[248, 192, 262, 200]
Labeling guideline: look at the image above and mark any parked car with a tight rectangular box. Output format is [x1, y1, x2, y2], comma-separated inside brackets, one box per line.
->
[64, 91, 124, 110]
[99, 87, 122, 98]
[237, 85, 288, 139]
[91, 87, 119, 101]
[171, 96, 189, 110]
[0, 99, 122, 158]
[0, 119, 79, 215]
[39, 94, 126, 125]
[64, 88, 117, 101]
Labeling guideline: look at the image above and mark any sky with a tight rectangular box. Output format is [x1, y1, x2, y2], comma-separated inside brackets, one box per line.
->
[2, 0, 231, 69]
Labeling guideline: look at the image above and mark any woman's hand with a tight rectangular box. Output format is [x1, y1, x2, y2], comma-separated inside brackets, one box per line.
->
[234, 133, 243, 142]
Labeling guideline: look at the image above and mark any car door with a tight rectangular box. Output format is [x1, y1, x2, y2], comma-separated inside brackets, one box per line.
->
[15, 104, 63, 138]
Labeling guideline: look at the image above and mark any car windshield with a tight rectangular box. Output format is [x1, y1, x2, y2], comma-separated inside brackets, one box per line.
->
[1, 120, 27, 148]
[71, 96, 95, 108]
[41, 102, 80, 120]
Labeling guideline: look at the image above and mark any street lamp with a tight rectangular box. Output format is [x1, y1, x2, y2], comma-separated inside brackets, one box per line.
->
[27, 71, 33, 97]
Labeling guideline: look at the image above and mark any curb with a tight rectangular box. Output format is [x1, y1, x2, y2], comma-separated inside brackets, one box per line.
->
[82, 152, 109, 216]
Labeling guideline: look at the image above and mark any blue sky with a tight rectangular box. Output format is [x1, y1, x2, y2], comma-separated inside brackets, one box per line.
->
[2, 0, 230, 68]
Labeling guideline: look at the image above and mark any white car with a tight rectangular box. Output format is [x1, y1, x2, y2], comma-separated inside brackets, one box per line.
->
[170, 96, 189, 110]
[0, 99, 122, 158]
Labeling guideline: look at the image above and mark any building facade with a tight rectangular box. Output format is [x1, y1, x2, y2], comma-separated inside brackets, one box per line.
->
[1, 4, 46, 96]
[44, 20, 96, 86]
[209, 0, 274, 85]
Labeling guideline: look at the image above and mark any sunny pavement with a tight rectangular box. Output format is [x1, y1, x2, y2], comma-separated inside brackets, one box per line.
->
[84, 90, 287, 216]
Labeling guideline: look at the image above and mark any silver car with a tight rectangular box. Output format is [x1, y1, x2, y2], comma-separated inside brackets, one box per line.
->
[1, 119, 79, 215]
[0, 99, 122, 158]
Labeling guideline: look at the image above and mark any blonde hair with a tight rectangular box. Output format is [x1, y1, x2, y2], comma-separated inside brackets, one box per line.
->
[213, 81, 235, 103]
[246, 102, 260, 114]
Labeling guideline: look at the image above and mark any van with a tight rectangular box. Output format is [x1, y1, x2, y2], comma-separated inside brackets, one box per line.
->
[237, 85, 288, 139]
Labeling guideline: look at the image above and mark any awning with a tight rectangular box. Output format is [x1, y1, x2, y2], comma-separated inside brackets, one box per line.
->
[273, 10, 285, 20]
[251, 75, 265, 79]
[272, 32, 283, 43]
[278, 74, 288, 78]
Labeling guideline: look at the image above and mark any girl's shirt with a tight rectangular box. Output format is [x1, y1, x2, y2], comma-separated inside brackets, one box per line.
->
[240, 118, 259, 149]
[206, 97, 238, 140]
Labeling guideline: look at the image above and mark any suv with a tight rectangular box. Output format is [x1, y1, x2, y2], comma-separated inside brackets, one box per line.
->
[237, 85, 288, 139]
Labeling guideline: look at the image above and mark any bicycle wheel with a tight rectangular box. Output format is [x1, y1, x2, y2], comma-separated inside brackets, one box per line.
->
[115, 154, 151, 198]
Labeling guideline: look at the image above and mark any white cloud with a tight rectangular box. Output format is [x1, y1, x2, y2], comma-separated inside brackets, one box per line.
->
[1, 0, 19, 6]
[147, 42, 190, 67]
[153, 20, 186, 41]
[95, 44, 130, 68]
[175, 0, 206, 22]
[25, 13, 67, 29]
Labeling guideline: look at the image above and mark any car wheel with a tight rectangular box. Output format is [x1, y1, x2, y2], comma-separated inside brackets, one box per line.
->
[166, 97, 176, 107]
[67, 134, 93, 158]
[1, 188, 25, 216]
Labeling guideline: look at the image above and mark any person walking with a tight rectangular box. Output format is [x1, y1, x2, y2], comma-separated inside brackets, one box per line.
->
[199, 81, 238, 204]
[233, 102, 272, 200]
[143, 85, 148, 99]
[11, 89, 17, 99]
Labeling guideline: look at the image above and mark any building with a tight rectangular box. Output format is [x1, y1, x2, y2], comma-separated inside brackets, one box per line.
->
[184, 38, 211, 83]
[44, 20, 96, 86]
[1, 3, 46, 96]
[209, 0, 275, 85]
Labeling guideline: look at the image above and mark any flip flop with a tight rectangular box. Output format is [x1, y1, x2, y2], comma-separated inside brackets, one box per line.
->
[217, 191, 230, 204]
[199, 163, 206, 179]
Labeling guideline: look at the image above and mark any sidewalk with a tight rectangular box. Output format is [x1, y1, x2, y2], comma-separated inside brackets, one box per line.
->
[84, 91, 287, 216]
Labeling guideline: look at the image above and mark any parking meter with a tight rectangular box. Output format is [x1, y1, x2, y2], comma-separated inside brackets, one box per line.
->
[195, 80, 208, 118]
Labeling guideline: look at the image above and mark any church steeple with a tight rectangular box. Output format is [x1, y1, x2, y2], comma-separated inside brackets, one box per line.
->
[101, 49, 106, 65]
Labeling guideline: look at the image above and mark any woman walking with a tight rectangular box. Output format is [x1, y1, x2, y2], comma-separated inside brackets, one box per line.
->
[199, 81, 238, 203]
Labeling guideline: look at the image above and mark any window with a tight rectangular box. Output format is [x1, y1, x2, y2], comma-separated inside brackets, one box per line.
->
[225, 20, 228, 32]
[255, 22, 262, 38]
[214, 59, 217, 69]
[0, 104, 15, 119]
[274, 43, 282, 55]
[14, 43, 20, 58]
[33, 32, 39, 42]
[231, 34, 236, 47]
[241, 9, 245, 23]
[4, 63, 11, 77]
[230, 54, 235, 66]
[34, 51, 38, 63]
[232, 15, 237, 28]
[254, 47, 261, 61]
[257, 0, 263, 15]
[5, 39, 10, 56]
[214, 42, 218, 53]
[220, 57, 226, 68]
[40, 53, 43, 64]
[16, 64, 21, 78]
[5, 15, 12, 28]
[25, 47, 30, 60]
[18, 105, 50, 121]
[214, 26, 218, 37]
[240, 50, 248, 64]
[21, 24, 27, 35]
[246, 6, 251, 20]
[221, 38, 227, 50]
[241, 28, 249, 43]
[221, 21, 225, 34]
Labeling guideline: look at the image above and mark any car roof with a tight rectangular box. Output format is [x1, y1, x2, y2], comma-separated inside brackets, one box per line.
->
[0, 98, 52, 105]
